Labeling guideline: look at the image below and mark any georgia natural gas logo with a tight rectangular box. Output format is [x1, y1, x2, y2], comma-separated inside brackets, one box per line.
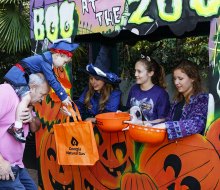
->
[71, 137, 78, 146]
[66, 137, 85, 156]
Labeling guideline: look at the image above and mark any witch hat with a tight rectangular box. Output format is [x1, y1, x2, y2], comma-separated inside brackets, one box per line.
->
[83, 45, 121, 84]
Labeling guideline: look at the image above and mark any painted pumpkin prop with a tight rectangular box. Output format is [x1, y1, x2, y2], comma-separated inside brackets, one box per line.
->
[39, 128, 109, 190]
[86, 126, 135, 189]
[34, 67, 71, 189]
[34, 61, 220, 189]
[121, 172, 157, 190]
[77, 166, 112, 190]
[206, 118, 220, 155]
[138, 135, 220, 190]
[40, 129, 83, 190]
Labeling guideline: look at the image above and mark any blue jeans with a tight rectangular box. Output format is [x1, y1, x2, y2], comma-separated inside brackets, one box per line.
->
[0, 166, 37, 190]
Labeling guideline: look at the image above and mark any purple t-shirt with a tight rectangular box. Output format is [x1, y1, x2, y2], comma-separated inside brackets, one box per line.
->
[126, 84, 170, 121]
[0, 84, 29, 168]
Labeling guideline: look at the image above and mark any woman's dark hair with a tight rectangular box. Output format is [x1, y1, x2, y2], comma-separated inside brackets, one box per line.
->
[137, 55, 166, 88]
[173, 59, 204, 102]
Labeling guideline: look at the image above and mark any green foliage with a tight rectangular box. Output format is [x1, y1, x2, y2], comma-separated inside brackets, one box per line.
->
[0, 1, 32, 82]
[0, 2, 31, 54]
[119, 37, 209, 79]
[0, 0, 23, 4]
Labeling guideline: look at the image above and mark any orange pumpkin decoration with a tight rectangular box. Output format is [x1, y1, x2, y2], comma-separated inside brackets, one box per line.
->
[36, 120, 220, 189]
[138, 134, 220, 189]
[35, 64, 220, 189]
[86, 126, 135, 189]
[77, 165, 113, 190]
[206, 118, 220, 155]
[40, 129, 82, 190]
[39, 128, 109, 190]
[121, 172, 158, 190]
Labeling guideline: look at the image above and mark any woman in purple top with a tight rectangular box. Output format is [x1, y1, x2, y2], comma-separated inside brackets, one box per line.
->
[129, 60, 208, 141]
[126, 55, 170, 123]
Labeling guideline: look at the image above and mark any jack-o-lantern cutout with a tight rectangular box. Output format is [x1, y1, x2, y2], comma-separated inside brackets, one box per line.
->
[40, 129, 109, 190]
[40, 129, 82, 190]
[206, 118, 220, 155]
[138, 134, 220, 189]
[121, 172, 158, 190]
[86, 126, 135, 189]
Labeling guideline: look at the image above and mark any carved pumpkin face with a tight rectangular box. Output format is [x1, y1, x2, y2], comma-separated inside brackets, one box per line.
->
[138, 135, 220, 189]
[86, 126, 135, 189]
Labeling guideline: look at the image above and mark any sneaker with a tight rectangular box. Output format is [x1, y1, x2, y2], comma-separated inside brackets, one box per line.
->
[7, 124, 26, 143]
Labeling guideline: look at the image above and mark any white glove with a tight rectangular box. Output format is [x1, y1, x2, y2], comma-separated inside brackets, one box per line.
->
[0, 157, 15, 181]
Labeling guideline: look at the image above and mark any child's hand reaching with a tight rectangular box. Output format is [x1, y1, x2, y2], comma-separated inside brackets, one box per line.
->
[62, 96, 72, 106]
[60, 106, 71, 116]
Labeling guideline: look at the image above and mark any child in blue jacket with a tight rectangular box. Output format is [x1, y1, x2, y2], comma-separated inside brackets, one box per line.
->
[4, 39, 79, 142]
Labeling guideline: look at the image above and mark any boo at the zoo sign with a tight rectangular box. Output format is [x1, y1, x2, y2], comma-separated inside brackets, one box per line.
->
[31, 0, 220, 42]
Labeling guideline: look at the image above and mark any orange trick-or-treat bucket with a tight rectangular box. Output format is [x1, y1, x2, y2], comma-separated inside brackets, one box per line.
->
[95, 112, 130, 132]
[128, 124, 166, 144]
